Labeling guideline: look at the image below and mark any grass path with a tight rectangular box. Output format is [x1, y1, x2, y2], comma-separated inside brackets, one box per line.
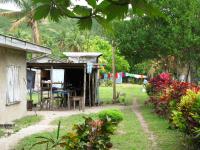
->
[0, 105, 124, 150]
[132, 98, 157, 150]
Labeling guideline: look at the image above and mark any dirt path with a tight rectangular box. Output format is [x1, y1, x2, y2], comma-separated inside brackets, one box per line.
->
[0, 105, 124, 150]
[132, 98, 158, 150]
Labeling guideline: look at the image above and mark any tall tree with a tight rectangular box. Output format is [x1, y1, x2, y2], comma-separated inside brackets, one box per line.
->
[114, 0, 200, 81]
[0, 0, 41, 44]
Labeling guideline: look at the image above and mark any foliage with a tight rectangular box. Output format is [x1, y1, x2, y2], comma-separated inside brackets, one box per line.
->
[0, 0, 41, 44]
[85, 36, 130, 72]
[32, 110, 123, 150]
[146, 73, 199, 116]
[98, 109, 123, 124]
[114, 0, 200, 77]
[146, 72, 200, 146]
[171, 90, 200, 146]
[101, 80, 113, 87]
[33, 0, 162, 30]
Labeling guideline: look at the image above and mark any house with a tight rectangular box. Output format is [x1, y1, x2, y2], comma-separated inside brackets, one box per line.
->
[27, 52, 102, 110]
[0, 34, 51, 124]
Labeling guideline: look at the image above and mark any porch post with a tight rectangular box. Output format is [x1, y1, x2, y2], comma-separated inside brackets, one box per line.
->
[29, 67, 33, 102]
[50, 65, 53, 110]
[83, 64, 86, 111]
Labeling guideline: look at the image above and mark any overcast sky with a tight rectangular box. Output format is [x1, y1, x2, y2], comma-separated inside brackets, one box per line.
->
[0, 2, 21, 11]
[0, 1, 88, 11]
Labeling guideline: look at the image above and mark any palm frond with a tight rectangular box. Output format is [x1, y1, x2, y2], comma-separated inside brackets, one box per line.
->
[9, 15, 28, 31]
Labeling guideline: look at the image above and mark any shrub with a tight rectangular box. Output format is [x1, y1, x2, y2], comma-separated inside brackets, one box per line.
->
[146, 73, 200, 117]
[171, 90, 200, 146]
[32, 111, 123, 150]
[105, 80, 113, 87]
[98, 109, 123, 124]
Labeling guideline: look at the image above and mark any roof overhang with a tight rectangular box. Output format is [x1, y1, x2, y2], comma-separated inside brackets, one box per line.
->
[27, 62, 86, 69]
[0, 34, 51, 54]
[63, 52, 102, 57]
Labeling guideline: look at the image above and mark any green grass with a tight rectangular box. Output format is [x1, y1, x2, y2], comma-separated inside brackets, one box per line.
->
[0, 128, 5, 137]
[16, 84, 187, 150]
[13, 115, 43, 132]
[138, 98, 187, 150]
[101, 84, 187, 149]
[0, 115, 43, 138]
[16, 108, 150, 150]
[27, 92, 40, 104]
[100, 83, 143, 104]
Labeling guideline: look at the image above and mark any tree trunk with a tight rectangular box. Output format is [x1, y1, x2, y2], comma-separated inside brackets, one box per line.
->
[177, 63, 190, 82]
[31, 19, 40, 58]
[112, 42, 116, 103]
[31, 19, 40, 45]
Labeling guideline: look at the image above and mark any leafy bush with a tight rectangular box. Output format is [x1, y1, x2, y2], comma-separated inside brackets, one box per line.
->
[105, 80, 113, 87]
[146, 73, 199, 117]
[32, 110, 123, 150]
[98, 109, 123, 124]
[100, 80, 113, 87]
[171, 90, 200, 146]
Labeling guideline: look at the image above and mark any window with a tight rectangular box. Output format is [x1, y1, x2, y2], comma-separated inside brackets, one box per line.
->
[6, 65, 20, 105]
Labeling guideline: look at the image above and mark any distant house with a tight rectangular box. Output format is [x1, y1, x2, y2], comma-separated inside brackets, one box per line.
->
[27, 52, 102, 110]
[0, 34, 51, 124]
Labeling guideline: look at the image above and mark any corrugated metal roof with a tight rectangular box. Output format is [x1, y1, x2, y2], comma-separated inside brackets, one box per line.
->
[0, 34, 51, 54]
[28, 54, 71, 63]
[63, 52, 102, 57]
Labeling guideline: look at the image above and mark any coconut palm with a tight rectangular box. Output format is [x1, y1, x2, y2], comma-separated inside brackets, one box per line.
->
[0, 0, 40, 44]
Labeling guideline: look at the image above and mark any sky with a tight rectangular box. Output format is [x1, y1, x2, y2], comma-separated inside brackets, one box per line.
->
[0, 0, 88, 11]
[0, 2, 21, 11]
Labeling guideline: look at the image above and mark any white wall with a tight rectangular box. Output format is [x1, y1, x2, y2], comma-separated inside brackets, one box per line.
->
[52, 69, 64, 88]
[0, 47, 27, 124]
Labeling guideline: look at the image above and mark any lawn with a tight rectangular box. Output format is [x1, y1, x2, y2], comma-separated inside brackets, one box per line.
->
[0, 115, 43, 138]
[13, 115, 43, 132]
[16, 84, 187, 150]
[16, 108, 150, 150]
[0, 128, 4, 138]
[100, 83, 144, 104]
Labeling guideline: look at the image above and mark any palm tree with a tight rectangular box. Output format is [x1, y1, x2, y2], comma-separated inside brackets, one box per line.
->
[0, 0, 40, 44]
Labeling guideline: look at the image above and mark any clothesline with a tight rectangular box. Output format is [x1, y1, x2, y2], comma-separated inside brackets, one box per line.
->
[103, 72, 147, 80]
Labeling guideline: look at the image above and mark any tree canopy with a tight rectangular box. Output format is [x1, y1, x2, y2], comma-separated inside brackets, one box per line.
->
[33, 0, 162, 30]
[114, 0, 200, 75]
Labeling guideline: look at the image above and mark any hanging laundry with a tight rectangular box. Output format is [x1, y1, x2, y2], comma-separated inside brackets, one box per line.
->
[87, 63, 93, 74]
[115, 73, 119, 78]
[122, 72, 125, 78]
[104, 74, 108, 80]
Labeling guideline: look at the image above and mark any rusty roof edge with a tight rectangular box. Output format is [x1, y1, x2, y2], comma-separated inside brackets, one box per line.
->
[0, 34, 51, 54]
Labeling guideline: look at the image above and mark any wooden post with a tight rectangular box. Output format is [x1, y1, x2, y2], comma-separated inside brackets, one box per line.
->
[50, 66, 53, 110]
[112, 42, 116, 103]
[89, 74, 91, 107]
[83, 65, 86, 111]
[29, 68, 33, 102]
[40, 69, 42, 109]
[92, 72, 95, 105]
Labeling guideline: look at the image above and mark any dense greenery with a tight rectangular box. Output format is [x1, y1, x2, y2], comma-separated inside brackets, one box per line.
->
[114, 0, 200, 79]
[0, 16, 129, 72]
[32, 109, 123, 150]
[33, 0, 161, 30]
[146, 73, 200, 148]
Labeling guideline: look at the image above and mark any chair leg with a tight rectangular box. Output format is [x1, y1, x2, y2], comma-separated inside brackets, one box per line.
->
[74, 101, 75, 110]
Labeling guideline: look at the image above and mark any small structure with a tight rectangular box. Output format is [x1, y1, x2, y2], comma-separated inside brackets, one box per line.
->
[0, 34, 51, 124]
[27, 52, 102, 111]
